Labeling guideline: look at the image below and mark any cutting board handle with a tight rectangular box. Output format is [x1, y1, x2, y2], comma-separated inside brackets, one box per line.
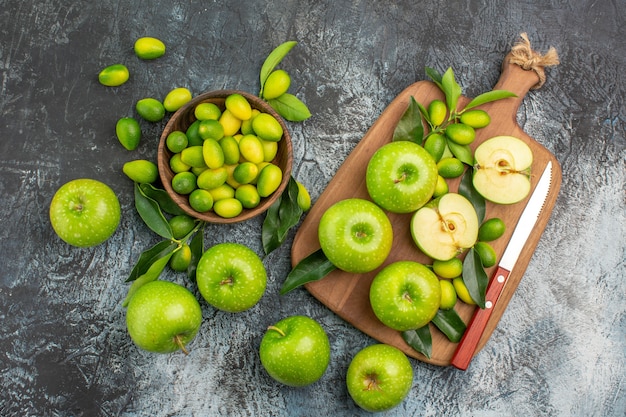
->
[490, 52, 542, 116]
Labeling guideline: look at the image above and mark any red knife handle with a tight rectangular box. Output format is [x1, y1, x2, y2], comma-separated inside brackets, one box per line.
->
[450, 266, 511, 370]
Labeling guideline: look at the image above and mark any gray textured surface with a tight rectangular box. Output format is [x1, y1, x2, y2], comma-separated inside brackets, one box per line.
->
[1, 1, 625, 416]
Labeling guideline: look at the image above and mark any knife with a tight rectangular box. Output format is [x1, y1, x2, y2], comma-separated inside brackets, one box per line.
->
[451, 160, 553, 370]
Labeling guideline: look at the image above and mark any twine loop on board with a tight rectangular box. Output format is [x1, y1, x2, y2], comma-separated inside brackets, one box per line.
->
[509, 32, 560, 89]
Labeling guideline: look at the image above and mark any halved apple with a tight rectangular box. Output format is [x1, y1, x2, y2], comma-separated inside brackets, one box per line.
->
[410, 193, 479, 261]
[472, 136, 533, 204]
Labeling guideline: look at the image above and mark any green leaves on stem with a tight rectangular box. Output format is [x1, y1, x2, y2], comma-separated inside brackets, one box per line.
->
[402, 308, 467, 358]
[262, 176, 304, 256]
[280, 248, 337, 295]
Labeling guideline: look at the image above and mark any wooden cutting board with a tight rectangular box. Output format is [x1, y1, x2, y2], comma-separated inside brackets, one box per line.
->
[290, 52, 562, 366]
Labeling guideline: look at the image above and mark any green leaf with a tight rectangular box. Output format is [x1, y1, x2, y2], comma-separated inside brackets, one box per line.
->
[122, 242, 177, 307]
[462, 247, 489, 308]
[458, 167, 486, 224]
[135, 183, 174, 239]
[463, 90, 517, 111]
[126, 240, 178, 282]
[392, 96, 424, 143]
[431, 309, 467, 343]
[441, 67, 462, 114]
[280, 248, 337, 295]
[262, 176, 304, 256]
[139, 183, 187, 216]
[425, 66, 443, 85]
[402, 325, 432, 359]
[259, 40, 298, 96]
[187, 224, 204, 282]
[267, 93, 311, 122]
[446, 138, 473, 165]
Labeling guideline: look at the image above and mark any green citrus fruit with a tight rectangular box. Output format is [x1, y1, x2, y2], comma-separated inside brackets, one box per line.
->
[213, 197, 243, 218]
[256, 163, 283, 197]
[296, 181, 311, 211]
[263, 69, 291, 100]
[460, 109, 491, 129]
[233, 162, 259, 184]
[445, 123, 476, 145]
[198, 119, 224, 141]
[251, 113, 283, 142]
[220, 136, 241, 165]
[437, 157, 465, 178]
[202, 138, 225, 169]
[453, 277, 476, 305]
[169, 153, 191, 173]
[180, 146, 207, 169]
[171, 171, 197, 195]
[423, 133, 446, 162]
[134, 37, 166, 60]
[197, 167, 228, 190]
[225, 93, 252, 121]
[98, 64, 129, 87]
[439, 279, 457, 310]
[194, 102, 222, 121]
[428, 99, 447, 126]
[115, 117, 141, 150]
[208, 184, 235, 201]
[433, 175, 449, 198]
[432, 257, 463, 279]
[478, 218, 506, 242]
[169, 215, 197, 239]
[474, 242, 497, 268]
[136, 98, 165, 122]
[238, 135, 264, 164]
[169, 244, 192, 272]
[122, 160, 158, 184]
[185, 120, 204, 146]
[166, 131, 189, 153]
[219, 109, 242, 137]
[163, 87, 192, 112]
[235, 184, 261, 209]
[189, 189, 214, 212]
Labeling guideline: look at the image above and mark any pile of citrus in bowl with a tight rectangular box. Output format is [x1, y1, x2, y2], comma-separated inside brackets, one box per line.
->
[157, 90, 293, 223]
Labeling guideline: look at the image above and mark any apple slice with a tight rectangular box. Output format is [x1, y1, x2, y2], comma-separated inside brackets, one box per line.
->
[410, 193, 479, 261]
[472, 135, 533, 204]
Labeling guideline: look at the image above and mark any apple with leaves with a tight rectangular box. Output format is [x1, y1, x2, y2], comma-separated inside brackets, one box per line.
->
[472, 135, 533, 204]
[410, 193, 479, 261]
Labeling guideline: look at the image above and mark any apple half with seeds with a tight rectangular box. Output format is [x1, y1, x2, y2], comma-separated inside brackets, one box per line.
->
[472, 135, 533, 205]
[410, 193, 479, 261]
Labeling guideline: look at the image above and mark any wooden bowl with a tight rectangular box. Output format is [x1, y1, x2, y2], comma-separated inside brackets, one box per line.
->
[157, 90, 293, 223]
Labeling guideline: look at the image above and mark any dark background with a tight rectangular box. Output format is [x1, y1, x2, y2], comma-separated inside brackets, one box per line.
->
[1, 1, 624, 416]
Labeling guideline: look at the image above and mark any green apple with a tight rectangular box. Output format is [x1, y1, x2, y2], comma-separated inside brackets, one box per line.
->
[410, 193, 479, 261]
[259, 315, 330, 387]
[369, 261, 441, 331]
[196, 242, 267, 313]
[126, 280, 203, 354]
[346, 344, 413, 412]
[318, 198, 393, 273]
[49, 178, 121, 247]
[366, 140, 438, 213]
[472, 135, 533, 204]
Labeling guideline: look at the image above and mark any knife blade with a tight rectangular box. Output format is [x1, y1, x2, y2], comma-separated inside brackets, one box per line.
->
[450, 160, 553, 370]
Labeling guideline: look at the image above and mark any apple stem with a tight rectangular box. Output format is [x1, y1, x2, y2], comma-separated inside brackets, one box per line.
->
[402, 291, 413, 304]
[174, 334, 189, 355]
[394, 172, 407, 184]
[267, 325, 286, 337]
[365, 374, 383, 392]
